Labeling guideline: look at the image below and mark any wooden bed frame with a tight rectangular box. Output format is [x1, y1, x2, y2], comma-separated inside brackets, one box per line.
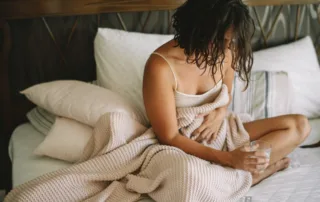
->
[0, 0, 320, 19]
[0, 0, 319, 191]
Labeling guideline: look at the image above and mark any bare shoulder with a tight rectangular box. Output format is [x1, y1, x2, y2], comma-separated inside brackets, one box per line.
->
[143, 52, 179, 143]
[143, 53, 175, 89]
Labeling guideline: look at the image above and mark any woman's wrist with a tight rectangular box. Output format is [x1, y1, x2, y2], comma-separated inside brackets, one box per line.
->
[220, 151, 233, 167]
[209, 148, 233, 167]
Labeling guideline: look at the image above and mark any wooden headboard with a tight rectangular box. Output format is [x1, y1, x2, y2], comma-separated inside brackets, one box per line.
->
[0, 0, 319, 191]
[1, 0, 320, 19]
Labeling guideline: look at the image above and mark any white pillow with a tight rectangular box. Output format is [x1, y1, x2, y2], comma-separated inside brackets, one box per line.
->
[252, 36, 319, 72]
[21, 80, 145, 126]
[34, 117, 92, 163]
[95, 28, 320, 119]
[229, 71, 294, 120]
[95, 28, 174, 123]
[290, 71, 320, 118]
[27, 107, 55, 135]
[252, 36, 320, 118]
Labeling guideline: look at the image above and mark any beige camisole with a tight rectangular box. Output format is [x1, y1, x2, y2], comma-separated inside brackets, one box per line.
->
[152, 52, 223, 108]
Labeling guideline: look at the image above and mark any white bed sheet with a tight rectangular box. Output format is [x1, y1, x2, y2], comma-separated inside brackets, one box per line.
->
[9, 120, 320, 202]
[9, 123, 70, 187]
[8, 123, 153, 202]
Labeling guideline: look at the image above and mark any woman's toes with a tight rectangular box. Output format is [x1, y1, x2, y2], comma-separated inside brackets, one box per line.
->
[275, 157, 290, 171]
[284, 158, 290, 168]
[252, 157, 291, 186]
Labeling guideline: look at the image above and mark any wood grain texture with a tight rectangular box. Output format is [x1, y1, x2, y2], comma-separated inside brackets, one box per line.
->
[0, 0, 319, 19]
[0, 0, 184, 19]
[243, 0, 320, 6]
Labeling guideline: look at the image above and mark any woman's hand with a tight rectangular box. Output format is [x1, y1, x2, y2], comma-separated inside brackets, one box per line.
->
[191, 107, 227, 144]
[228, 146, 270, 174]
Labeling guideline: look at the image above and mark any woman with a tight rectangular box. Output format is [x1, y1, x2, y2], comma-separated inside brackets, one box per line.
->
[143, 0, 310, 185]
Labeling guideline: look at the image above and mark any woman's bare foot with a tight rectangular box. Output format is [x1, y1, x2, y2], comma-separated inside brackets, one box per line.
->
[252, 157, 290, 186]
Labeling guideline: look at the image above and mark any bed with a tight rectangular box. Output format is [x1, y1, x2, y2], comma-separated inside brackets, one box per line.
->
[1, 0, 320, 201]
[8, 120, 320, 202]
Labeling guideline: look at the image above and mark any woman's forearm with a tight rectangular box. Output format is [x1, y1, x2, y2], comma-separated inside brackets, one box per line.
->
[163, 133, 232, 166]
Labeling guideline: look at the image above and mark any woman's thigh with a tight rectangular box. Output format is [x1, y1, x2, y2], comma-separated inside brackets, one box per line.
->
[244, 115, 298, 141]
[243, 114, 310, 164]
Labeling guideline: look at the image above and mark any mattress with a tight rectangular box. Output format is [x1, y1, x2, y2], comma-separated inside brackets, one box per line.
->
[9, 120, 320, 202]
[8, 123, 153, 202]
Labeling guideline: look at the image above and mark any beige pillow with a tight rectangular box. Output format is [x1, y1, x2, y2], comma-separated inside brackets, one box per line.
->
[34, 117, 92, 162]
[21, 80, 145, 127]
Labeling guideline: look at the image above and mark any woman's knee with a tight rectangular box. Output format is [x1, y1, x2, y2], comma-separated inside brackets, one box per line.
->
[290, 114, 311, 142]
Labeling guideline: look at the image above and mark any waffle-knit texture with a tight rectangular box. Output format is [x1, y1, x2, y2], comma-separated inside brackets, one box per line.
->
[5, 84, 252, 202]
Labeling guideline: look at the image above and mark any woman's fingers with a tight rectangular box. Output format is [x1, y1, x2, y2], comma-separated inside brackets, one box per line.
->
[244, 152, 270, 173]
[245, 157, 269, 165]
[207, 132, 214, 144]
[208, 127, 219, 143]
[196, 128, 212, 142]
[193, 126, 219, 144]
[242, 143, 259, 152]
[244, 162, 268, 171]
[246, 150, 268, 158]
[191, 123, 208, 139]
[245, 163, 269, 173]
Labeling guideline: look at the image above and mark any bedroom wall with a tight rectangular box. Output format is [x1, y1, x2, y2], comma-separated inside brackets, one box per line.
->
[5, 5, 320, 96]
[1, 4, 320, 191]
[5, 5, 320, 94]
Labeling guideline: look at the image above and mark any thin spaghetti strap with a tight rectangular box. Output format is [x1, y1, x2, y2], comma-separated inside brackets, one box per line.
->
[152, 52, 178, 91]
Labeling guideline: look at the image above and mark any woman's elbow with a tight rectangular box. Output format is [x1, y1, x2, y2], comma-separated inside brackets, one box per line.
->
[157, 133, 179, 146]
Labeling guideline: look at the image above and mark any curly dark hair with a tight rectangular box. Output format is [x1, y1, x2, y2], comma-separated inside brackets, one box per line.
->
[172, 0, 255, 89]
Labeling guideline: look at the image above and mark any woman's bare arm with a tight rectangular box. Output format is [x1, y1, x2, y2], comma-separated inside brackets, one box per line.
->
[143, 56, 231, 165]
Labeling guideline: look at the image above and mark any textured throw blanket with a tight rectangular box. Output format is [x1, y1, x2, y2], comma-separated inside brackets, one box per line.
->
[5, 84, 253, 202]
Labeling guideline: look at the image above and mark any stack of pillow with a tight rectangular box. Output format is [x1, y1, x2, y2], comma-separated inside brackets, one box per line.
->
[22, 28, 320, 163]
[22, 80, 144, 163]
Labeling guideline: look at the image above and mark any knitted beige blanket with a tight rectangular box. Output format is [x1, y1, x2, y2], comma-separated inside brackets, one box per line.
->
[5, 84, 252, 202]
